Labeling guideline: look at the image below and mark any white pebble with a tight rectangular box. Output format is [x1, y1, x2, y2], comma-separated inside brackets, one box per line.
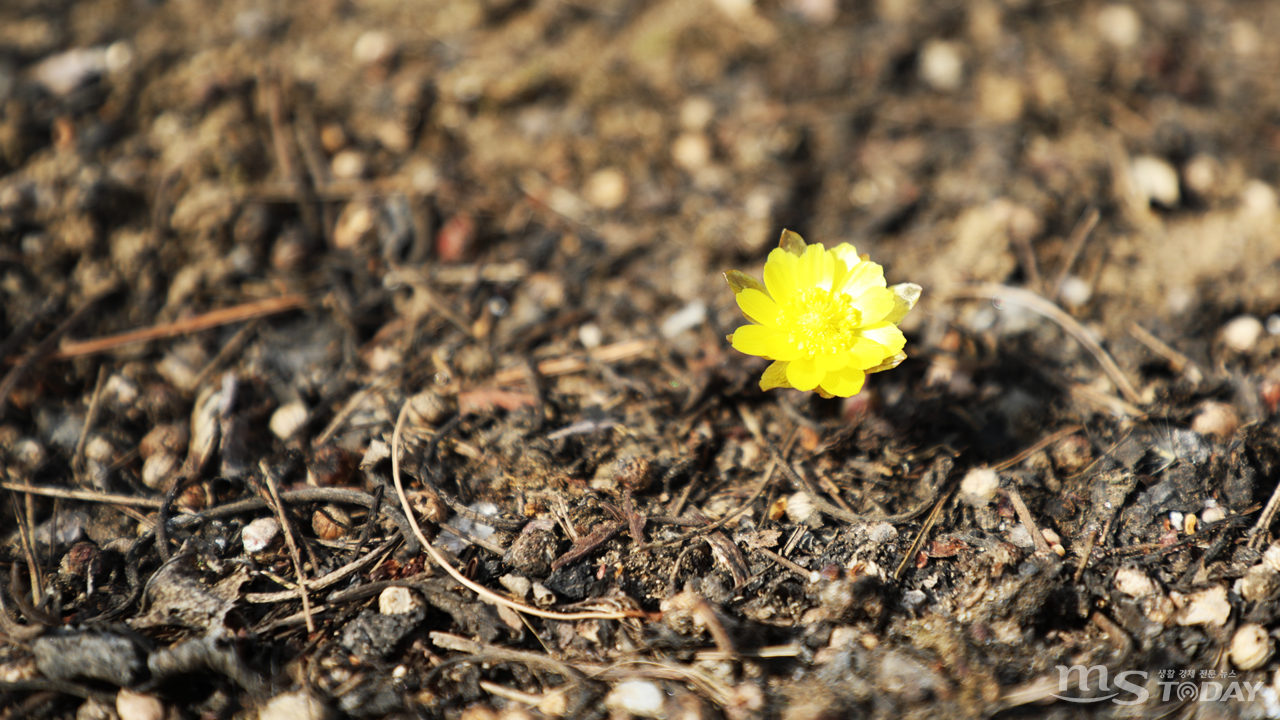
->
[259, 690, 331, 720]
[352, 30, 395, 66]
[1241, 181, 1278, 217]
[1231, 624, 1274, 670]
[270, 401, 309, 440]
[500, 574, 532, 599]
[1222, 315, 1264, 353]
[660, 299, 707, 338]
[1202, 505, 1227, 524]
[680, 96, 716, 131]
[1190, 401, 1240, 440]
[1130, 155, 1180, 207]
[331, 149, 367, 180]
[1174, 585, 1230, 626]
[1097, 4, 1141, 49]
[378, 587, 422, 615]
[1182, 154, 1220, 197]
[1058, 275, 1092, 308]
[1169, 511, 1184, 530]
[578, 322, 603, 349]
[605, 680, 667, 718]
[583, 168, 629, 210]
[672, 132, 711, 171]
[958, 468, 1000, 507]
[242, 517, 281, 554]
[866, 522, 898, 543]
[116, 689, 164, 720]
[918, 39, 964, 92]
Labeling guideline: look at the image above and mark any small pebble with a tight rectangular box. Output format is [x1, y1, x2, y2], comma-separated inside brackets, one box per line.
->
[378, 587, 423, 616]
[785, 491, 817, 524]
[242, 517, 281, 554]
[1130, 155, 1180, 208]
[116, 689, 164, 720]
[311, 506, 350, 541]
[959, 468, 1000, 507]
[605, 680, 667, 718]
[578, 322, 603, 349]
[1114, 566, 1160, 597]
[1174, 585, 1230, 626]
[1182, 154, 1221, 198]
[583, 168, 629, 210]
[1230, 624, 1273, 670]
[680, 96, 716, 131]
[1222, 315, 1264, 353]
[269, 401, 309, 440]
[672, 132, 711, 171]
[918, 39, 964, 92]
[352, 30, 395, 66]
[332, 200, 376, 250]
[1097, 4, 1141, 49]
[1058, 275, 1092, 308]
[259, 690, 331, 720]
[499, 574, 532, 599]
[1190, 401, 1240, 441]
[141, 452, 181, 490]
[660, 299, 707, 338]
[330, 149, 367, 180]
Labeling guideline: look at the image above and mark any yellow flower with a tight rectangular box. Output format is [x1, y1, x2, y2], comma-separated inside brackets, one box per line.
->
[725, 230, 921, 398]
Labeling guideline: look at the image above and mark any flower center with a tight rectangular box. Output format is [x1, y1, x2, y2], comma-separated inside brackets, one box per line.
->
[783, 288, 860, 357]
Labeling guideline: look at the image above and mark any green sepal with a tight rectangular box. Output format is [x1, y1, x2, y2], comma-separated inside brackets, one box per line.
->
[779, 229, 807, 256]
[724, 270, 766, 296]
[883, 283, 922, 325]
[865, 351, 907, 374]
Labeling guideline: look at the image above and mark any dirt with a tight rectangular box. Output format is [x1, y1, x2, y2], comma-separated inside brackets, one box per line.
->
[3, 0, 1280, 718]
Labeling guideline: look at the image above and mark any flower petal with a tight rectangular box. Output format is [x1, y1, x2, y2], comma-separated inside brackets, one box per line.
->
[848, 336, 893, 368]
[860, 322, 906, 354]
[785, 356, 825, 392]
[818, 366, 866, 398]
[763, 248, 800, 303]
[883, 283, 921, 324]
[865, 351, 906, 374]
[827, 244, 860, 291]
[760, 361, 793, 390]
[838, 260, 886, 299]
[814, 348, 852, 373]
[852, 286, 896, 325]
[730, 324, 788, 359]
[735, 288, 782, 327]
[795, 243, 828, 292]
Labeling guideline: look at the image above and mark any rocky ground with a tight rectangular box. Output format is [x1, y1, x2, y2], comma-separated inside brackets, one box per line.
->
[3, 0, 1280, 718]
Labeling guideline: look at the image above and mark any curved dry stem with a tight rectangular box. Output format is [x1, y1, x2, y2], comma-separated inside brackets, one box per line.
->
[950, 283, 1143, 407]
[391, 402, 643, 621]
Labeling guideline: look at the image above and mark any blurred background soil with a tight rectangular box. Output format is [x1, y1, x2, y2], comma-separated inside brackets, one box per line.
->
[3, 0, 1280, 718]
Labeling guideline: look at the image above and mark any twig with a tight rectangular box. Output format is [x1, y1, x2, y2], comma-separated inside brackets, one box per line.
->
[49, 294, 307, 360]
[1129, 322, 1203, 383]
[244, 539, 396, 603]
[949, 283, 1143, 406]
[992, 425, 1084, 472]
[1049, 206, 1100, 302]
[1249, 479, 1280, 549]
[490, 339, 654, 386]
[191, 319, 262, 391]
[755, 547, 816, 582]
[894, 489, 950, 580]
[1006, 486, 1053, 555]
[0, 482, 183, 509]
[258, 460, 315, 633]
[391, 402, 643, 621]
[72, 366, 108, 481]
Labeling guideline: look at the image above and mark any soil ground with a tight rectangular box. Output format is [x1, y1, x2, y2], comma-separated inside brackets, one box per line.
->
[3, 0, 1280, 718]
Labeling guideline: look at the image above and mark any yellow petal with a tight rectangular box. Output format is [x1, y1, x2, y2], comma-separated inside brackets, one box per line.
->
[838, 260, 886, 299]
[860, 323, 906, 354]
[814, 348, 852, 373]
[785, 356, 825, 392]
[865, 351, 906, 374]
[736, 288, 782, 327]
[724, 270, 767, 297]
[760, 361, 793, 390]
[819, 366, 866, 397]
[853, 286, 896, 324]
[848, 336, 893, 368]
[883, 283, 921, 324]
[731, 324, 786, 358]
[827, 244, 860, 291]
[795, 243, 829, 291]
[763, 248, 800, 302]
